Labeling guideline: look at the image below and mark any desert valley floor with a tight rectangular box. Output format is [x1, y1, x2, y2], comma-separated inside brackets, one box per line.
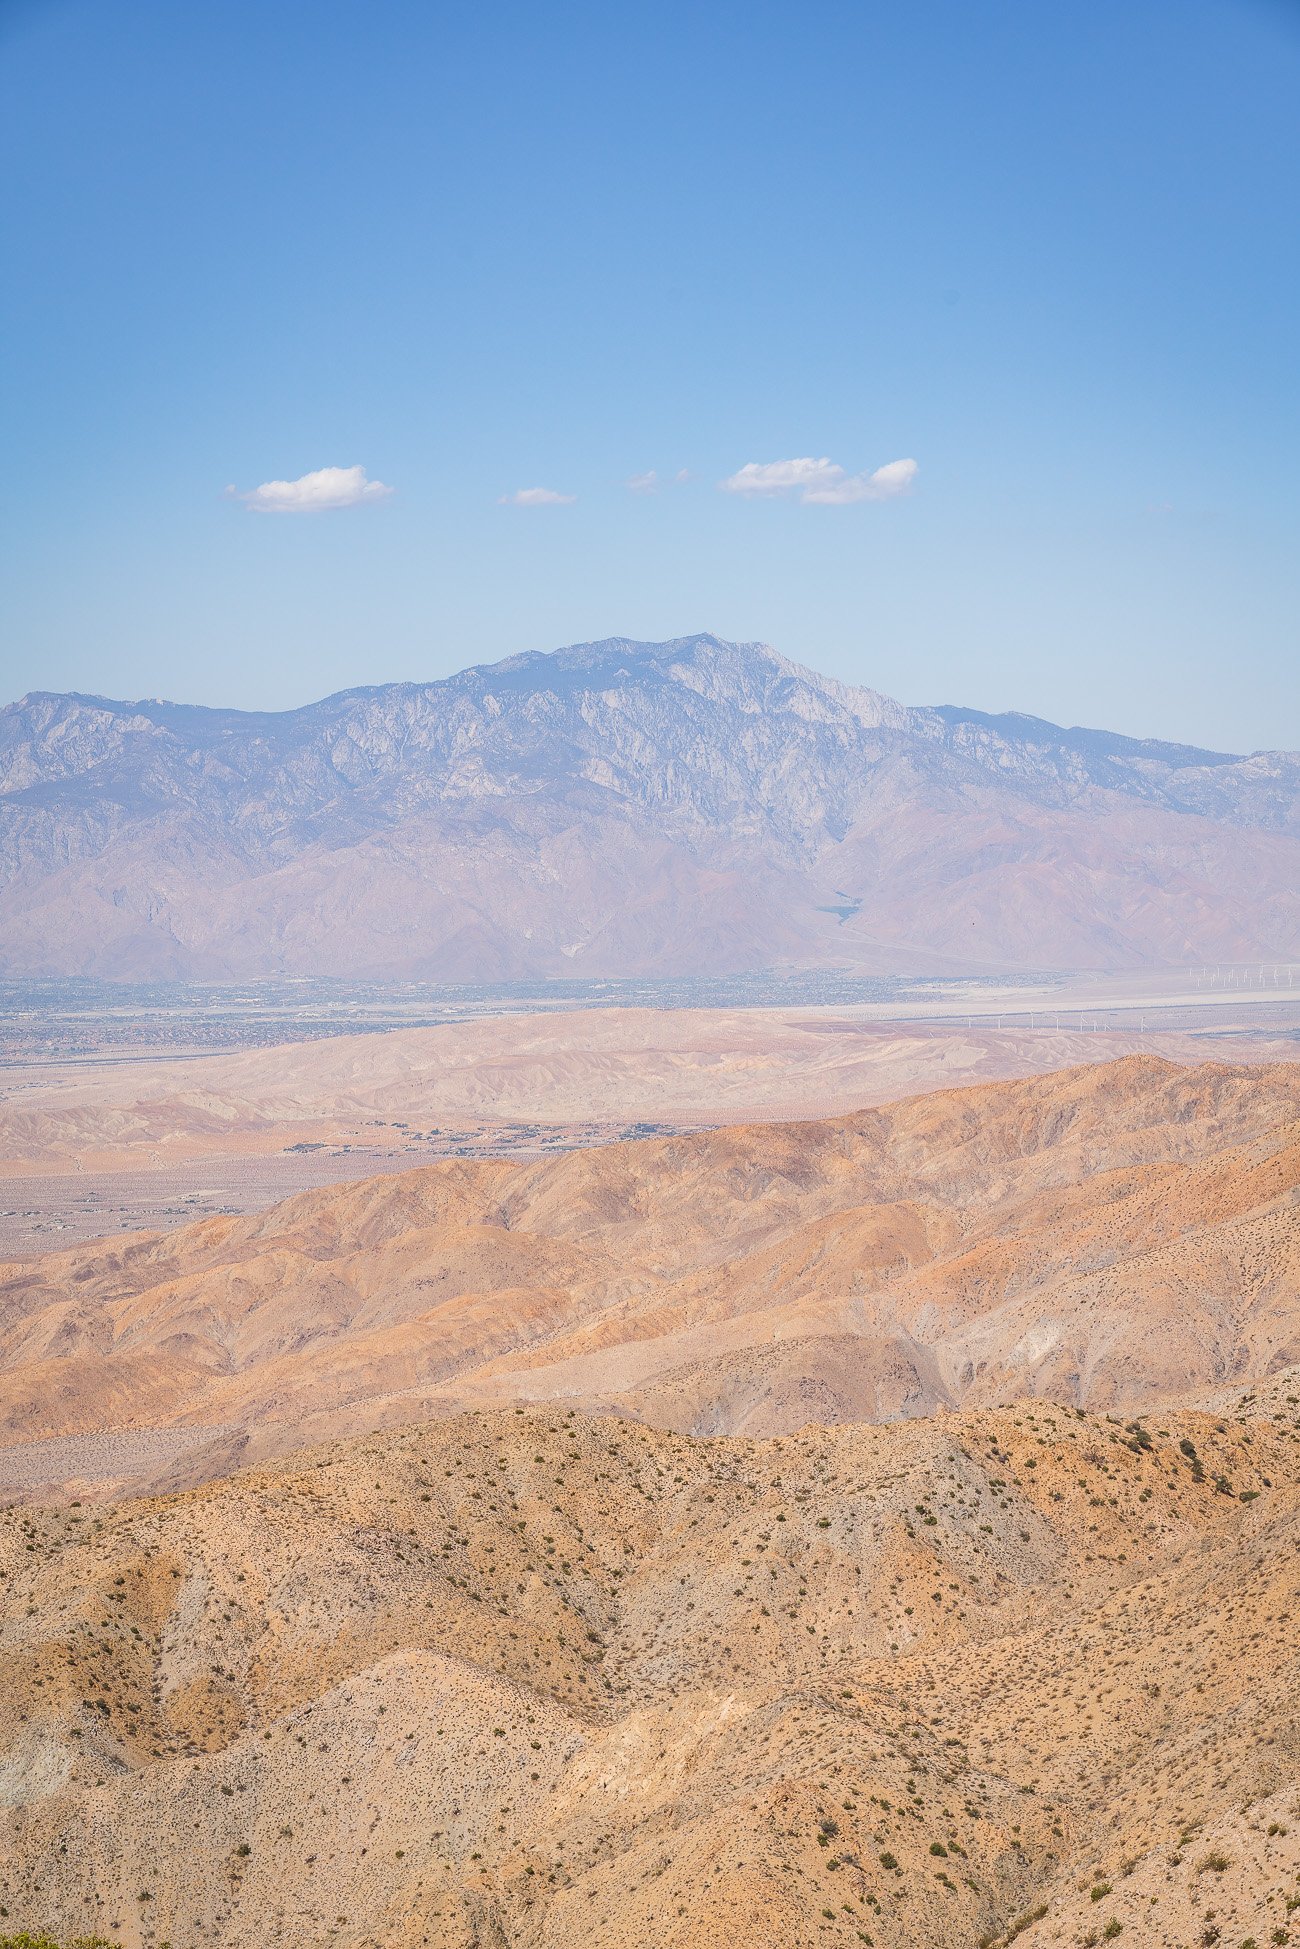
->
[1, 1000, 1299, 1949]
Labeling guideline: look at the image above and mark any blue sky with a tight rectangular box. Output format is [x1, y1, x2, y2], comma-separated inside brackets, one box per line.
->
[1, 0, 1297, 749]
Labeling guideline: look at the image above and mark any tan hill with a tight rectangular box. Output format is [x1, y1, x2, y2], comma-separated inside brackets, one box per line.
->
[3, 1056, 1300, 1497]
[1, 1394, 1299, 1948]
[5, 637, 1300, 981]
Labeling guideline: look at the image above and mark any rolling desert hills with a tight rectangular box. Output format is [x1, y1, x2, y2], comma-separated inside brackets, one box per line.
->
[3, 1055, 1300, 1948]
[4, 635, 1300, 979]
[1, 1393, 1299, 1949]
[12, 995, 1300, 1262]
[2, 1055, 1299, 1500]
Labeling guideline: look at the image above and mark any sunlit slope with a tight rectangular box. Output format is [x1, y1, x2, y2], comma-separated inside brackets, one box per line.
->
[2, 1058, 1299, 1488]
[2, 1395, 1299, 1947]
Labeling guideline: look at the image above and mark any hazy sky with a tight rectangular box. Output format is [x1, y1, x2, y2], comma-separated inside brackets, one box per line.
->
[2, 0, 1297, 750]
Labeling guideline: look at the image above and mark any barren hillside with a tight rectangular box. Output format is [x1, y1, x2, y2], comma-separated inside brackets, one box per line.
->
[2, 1394, 1298, 1948]
[0, 1009, 1196, 1180]
[3, 1057, 1299, 1497]
[6, 1007, 1295, 1184]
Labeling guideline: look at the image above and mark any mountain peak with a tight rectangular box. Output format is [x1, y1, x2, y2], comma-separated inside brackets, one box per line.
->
[444, 633, 912, 736]
[1, 634, 1297, 981]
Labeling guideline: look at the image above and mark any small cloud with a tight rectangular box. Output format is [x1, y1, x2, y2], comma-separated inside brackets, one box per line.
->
[232, 464, 393, 514]
[805, 457, 918, 504]
[720, 457, 840, 498]
[628, 468, 691, 492]
[498, 486, 576, 506]
[720, 455, 917, 504]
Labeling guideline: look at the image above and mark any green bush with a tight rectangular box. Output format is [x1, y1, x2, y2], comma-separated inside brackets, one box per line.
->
[0, 1938, 119, 1949]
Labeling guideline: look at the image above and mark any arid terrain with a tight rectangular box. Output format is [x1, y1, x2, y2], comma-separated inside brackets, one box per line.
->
[2, 1055, 1299, 1499]
[2, 1008, 1148, 1182]
[1, 1390, 1298, 1949]
[10, 2, 1299, 1941]
[2, 1054, 1300, 1948]
[2, 993, 1297, 1255]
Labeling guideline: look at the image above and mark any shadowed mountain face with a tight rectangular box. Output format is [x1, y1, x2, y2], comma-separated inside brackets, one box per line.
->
[3, 635, 1299, 977]
[3, 1056, 1299, 1494]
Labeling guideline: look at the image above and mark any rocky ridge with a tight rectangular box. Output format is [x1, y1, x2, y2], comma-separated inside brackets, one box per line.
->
[4, 636, 1299, 976]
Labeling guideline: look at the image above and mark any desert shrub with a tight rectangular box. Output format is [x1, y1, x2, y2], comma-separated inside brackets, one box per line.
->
[1003, 1907, 1048, 1943]
[0, 1938, 119, 1949]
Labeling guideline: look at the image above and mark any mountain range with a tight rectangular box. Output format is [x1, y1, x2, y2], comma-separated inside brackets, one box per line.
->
[4, 634, 1299, 978]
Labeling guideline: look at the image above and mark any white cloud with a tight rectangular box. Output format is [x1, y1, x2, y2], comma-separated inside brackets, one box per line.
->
[232, 464, 393, 514]
[720, 455, 917, 504]
[805, 457, 919, 504]
[721, 457, 840, 498]
[628, 468, 692, 492]
[498, 486, 576, 506]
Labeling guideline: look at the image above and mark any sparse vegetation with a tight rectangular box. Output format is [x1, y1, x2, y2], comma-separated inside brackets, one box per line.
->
[2, 1064, 1300, 1948]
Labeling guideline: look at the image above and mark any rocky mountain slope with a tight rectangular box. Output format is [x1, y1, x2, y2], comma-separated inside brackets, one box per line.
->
[3, 1057, 1299, 1496]
[3, 635, 1299, 977]
[2, 1392, 1298, 1949]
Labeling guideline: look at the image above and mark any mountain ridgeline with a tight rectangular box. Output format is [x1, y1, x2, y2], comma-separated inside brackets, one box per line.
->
[3, 634, 1299, 978]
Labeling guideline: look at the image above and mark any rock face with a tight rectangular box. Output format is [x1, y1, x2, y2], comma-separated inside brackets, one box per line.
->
[3, 1056, 1299, 1480]
[2, 1394, 1299, 1949]
[3, 634, 1299, 976]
